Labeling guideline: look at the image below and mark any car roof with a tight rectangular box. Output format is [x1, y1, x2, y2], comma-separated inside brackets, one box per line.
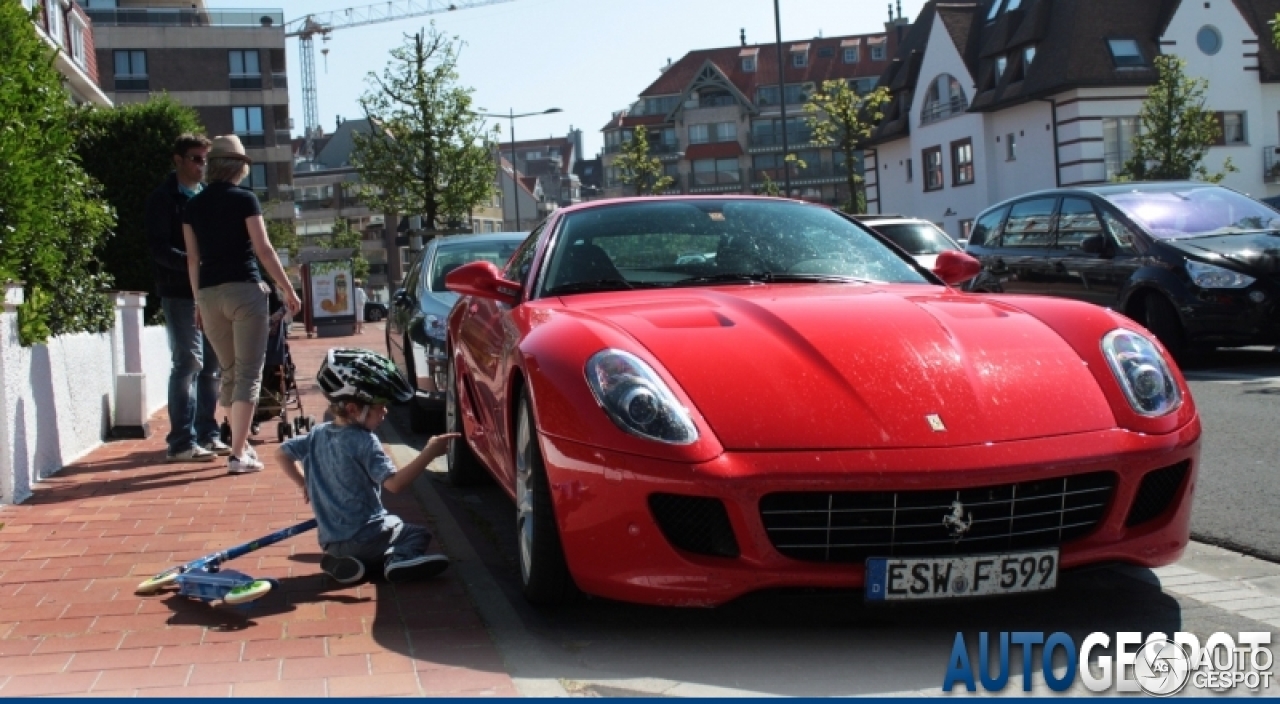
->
[552, 194, 823, 216]
[979, 180, 1226, 214]
[434, 231, 528, 246]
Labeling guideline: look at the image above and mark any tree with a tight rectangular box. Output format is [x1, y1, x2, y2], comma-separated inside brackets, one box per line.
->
[756, 173, 781, 197]
[352, 26, 497, 231]
[803, 80, 891, 214]
[0, 1, 116, 345]
[614, 126, 673, 196]
[1118, 55, 1236, 183]
[74, 96, 204, 323]
[262, 201, 301, 261]
[327, 218, 370, 281]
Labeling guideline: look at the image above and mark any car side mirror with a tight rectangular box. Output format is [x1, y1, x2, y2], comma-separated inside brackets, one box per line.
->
[1080, 234, 1108, 255]
[446, 261, 521, 306]
[408, 315, 431, 346]
[933, 250, 982, 286]
[392, 288, 409, 306]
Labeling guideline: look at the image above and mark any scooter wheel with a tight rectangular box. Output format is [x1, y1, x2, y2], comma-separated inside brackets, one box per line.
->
[224, 579, 273, 605]
[135, 571, 180, 594]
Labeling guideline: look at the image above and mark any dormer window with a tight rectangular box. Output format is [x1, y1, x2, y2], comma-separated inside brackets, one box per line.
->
[868, 36, 887, 61]
[841, 38, 861, 63]
[1107, 38, 1147, 67]
[740, 47, 759, 73]
[996, 55, 1008, 78]
[791, 43, 810, 68]
[1005, 0, 1023, 10]
[986, 0, 1004, 21]
[1024, 45, 1036, 66]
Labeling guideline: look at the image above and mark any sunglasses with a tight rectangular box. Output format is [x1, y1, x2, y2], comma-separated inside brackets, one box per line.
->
[183, 154, 207, 165]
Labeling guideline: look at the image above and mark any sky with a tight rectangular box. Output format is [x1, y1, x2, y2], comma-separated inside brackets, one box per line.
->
[207, 0, 927, 158]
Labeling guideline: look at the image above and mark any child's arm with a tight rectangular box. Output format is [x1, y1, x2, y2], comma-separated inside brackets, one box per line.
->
[382, 432, 460, 493]
[274, 447, 309, 504]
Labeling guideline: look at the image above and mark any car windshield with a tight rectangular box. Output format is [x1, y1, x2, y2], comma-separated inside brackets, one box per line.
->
[541, 199, 928, 296]
[1103, 186, 1280, 239]
[872, 222, 960, 255]
[430, 239, 522, 292]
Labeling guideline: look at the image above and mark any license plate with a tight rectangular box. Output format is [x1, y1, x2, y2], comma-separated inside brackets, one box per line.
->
[864, 549, 1058, 601]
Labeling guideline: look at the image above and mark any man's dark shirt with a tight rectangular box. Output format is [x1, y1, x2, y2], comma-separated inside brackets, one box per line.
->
[145, 172, 199, 299]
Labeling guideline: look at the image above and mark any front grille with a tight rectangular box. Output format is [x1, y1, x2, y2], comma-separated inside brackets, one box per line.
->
[648, 493, 740, 558]
[1125, 461, 1190, 527]
[760, 472, 1116, 563]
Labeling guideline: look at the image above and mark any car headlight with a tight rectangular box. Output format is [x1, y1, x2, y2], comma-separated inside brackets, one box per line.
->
[1101, 329, 1181, 417]
[585, 349, 698, 445]
[1185, 259, 1254, 289]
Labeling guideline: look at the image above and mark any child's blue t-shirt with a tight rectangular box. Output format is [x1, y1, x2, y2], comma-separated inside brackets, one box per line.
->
[280, 422, 397, 545]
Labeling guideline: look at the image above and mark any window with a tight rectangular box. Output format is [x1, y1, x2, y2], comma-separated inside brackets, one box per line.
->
[1006, 132, 1017, 161]
[923, 146, 944, 191]
[1213, 112, 1247, 145]
[844, 48, 859, 63]
[951, 138, 974, 186]
[871, 45, 885, 61]
[959, 219, 974, 242]
[756, 85, 779, 106]
[1107, 38, 1146, 68]
[742, 55, 756, 72]
[1054, 197, 1102, 250]
[784, 84, 811, 104]
[1101, 210, 1138, 253]
[231, 106, 265, 147]
[113, 50, 147, 91]
[1005, 0, 1023, 10]
[996, 55, 1008, 78]
[818, 46, 834, 58]
[1102, 116, 1139, 180]
[689, 124, 708, 144]
[987, 0, 1004, 20]
[1197, 26, 1222, 56]
[1001, 197, 1056, 247]
[920, 74, 968, 125]
[906, 158, 913, 182]
[229, 50, 261, 89]
[1024, 45, 1036, 66]
[69, 12, 87, 67]
[46, 0, 62, 45]
[243, 163, 268, 197]
[968, 206, 1008, 246]
[792, 49, 808, 68]
[503, 224, 543, 283]
[751, 117, 809, 146]
[692, 158, 740, 185]
[849, 77, 878, 94]
[643, 96, 680, 116]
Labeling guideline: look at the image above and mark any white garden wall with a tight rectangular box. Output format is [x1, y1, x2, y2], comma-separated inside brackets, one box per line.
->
[0, 286, 168, 504]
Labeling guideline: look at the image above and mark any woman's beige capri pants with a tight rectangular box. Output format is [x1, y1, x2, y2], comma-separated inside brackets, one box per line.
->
[196, 281, 269, 406]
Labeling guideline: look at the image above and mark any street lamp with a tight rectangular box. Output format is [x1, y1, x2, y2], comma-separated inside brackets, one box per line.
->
[473, 107, 563, 231]
[773, 0, 791, 197]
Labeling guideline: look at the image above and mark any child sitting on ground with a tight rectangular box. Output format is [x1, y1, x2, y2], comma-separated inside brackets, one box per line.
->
[275, 347, 459, 584]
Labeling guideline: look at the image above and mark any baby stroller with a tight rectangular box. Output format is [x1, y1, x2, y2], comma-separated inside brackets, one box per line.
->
[219, 295, 316, 445]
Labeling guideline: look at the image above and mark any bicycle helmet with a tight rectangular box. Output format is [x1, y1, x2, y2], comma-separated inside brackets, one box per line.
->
[317, 348, 414, 405]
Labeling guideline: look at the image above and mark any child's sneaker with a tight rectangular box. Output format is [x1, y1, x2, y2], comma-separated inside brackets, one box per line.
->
[321, 554, 366, 584]
[227, 455, 264, 474]
[385, 554, 450, 582]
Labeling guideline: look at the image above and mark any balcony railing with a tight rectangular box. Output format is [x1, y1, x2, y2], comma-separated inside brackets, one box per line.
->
[752, 164, 849, 184]
[272, 73, 287, 89]
[295, 199, 336, 212]
[114, 76, 148, 91]
[274, 129, 293, 146]
[920, 94, 968, 125]
[750, 130, 815, 148]
[685, 169, 747, 194]
[1265, 146, 1280, 184]
[698, 95, 737, 109]
[237, 133, 265, 148]
[85, 8, 285, 28]
[230, 74, 262, 90]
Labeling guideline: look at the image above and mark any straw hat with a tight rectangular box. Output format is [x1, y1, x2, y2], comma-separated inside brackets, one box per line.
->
[208, 134, 253, 163]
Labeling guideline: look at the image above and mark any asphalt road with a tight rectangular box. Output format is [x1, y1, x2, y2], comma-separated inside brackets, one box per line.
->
[1181, 347, 1280, 561]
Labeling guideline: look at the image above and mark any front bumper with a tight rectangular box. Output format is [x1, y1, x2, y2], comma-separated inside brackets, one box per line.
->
[540, 421, 1200, 607]
[1180, 276, 1280, 346]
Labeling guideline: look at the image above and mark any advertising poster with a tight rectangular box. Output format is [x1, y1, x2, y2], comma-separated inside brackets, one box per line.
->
[309, 259, 354, 321]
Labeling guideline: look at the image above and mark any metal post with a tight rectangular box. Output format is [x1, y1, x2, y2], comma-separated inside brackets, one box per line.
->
[774, 0, 791, 197]
[509, 109, 520, 231]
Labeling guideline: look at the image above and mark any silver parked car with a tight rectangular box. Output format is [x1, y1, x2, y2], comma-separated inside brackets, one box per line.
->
[386, 231, 529, 431]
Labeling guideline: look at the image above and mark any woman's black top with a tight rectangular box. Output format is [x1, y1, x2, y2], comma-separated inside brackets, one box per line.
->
[183, 181, 263, 288]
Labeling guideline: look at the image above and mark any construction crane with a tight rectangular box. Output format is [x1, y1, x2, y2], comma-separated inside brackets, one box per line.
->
[285, 0, 515, 141]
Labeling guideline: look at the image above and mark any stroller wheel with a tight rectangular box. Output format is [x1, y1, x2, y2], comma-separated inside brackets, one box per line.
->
[277, 423, 288, 443]
[250, 423, 260, 436]
[306, 416, 317, 431]
[219, 419, 231, 444]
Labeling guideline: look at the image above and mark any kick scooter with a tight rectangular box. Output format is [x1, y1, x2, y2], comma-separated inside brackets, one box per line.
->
[134, 519, 318, 606]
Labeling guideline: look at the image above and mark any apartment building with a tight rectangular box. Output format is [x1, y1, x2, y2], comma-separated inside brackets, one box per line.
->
[84, 0, 292, 218]
[866, 0, 1280, 241]
[601, 16, 909, 205]
[503, 128, 585, 208]
[24, 0, 111, 106]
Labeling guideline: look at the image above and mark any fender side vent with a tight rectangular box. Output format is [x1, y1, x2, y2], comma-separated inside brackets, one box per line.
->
[1125, 461, 1190, 527]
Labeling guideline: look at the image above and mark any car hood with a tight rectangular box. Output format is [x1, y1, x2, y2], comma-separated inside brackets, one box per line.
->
[424, 290, 459, 315]
[1167, 232, 1280, 274]
[559, 285, 1116, 450]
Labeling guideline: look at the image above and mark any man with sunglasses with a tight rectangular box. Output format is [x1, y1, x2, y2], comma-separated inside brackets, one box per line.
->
[146, 133, 230, 462]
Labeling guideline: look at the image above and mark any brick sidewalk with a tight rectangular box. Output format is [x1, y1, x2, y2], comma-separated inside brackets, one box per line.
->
[0, 322, 517, 697]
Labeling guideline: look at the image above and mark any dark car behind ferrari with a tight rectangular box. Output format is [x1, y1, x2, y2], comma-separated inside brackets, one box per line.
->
[386, 232, 528, 430]
[965, 181, 1280, 357]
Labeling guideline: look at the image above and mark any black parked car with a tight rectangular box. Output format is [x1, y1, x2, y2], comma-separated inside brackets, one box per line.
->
[387, 231, 529, 431]
[364, 301, 387, 322]
[965, 181, 1280, 357]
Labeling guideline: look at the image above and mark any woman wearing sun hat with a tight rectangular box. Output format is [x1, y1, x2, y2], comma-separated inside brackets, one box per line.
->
[183, 135, 301, 473]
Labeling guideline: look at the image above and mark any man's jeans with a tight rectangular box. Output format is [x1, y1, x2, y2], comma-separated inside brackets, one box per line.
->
[162, 297, 221, 454]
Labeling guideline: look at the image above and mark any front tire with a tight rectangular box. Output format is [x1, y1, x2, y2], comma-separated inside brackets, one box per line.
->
[515, 389, 576, 605]
[1144, 293, 1187, 359]
[445, 357, 489, 486]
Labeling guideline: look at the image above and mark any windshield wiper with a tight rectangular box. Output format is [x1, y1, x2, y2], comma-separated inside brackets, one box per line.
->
[546, 279, 634, 295]
[677, 272, 872, 286]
